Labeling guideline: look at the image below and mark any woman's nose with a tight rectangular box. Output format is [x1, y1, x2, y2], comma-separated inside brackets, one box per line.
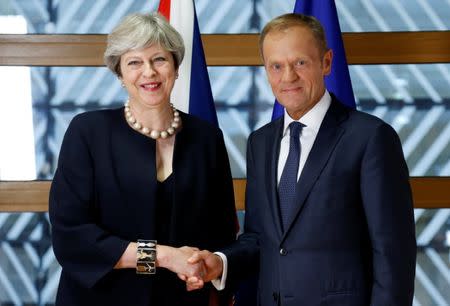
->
[143, 62, 156, 77]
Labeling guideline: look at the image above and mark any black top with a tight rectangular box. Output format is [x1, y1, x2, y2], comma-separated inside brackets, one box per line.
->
[150, 171, 228, 306]
[154, 174, 173, 306]
[155, 174, 174, 245]
[49, 108, 236, 306]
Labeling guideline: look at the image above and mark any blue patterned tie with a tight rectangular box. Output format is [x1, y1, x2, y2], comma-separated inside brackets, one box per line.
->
[278, 121, 304, 231]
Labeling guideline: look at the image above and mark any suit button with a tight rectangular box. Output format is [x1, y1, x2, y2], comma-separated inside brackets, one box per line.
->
[272, 292, 279, 301]
[279, 248, 287, 255]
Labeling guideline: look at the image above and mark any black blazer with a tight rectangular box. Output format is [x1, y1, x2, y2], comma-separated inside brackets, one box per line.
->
[224, 95, 416, 306]
[49, 108, 236, 306]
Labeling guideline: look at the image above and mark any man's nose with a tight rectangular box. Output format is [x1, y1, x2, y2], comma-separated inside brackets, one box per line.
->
[282, 65, 298, 82]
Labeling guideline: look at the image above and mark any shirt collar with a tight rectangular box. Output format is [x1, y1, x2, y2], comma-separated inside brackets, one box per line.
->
[282, 90, 332, 136]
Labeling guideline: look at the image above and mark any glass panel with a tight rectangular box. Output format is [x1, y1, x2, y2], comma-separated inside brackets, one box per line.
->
[1, 0, 449, 34]
[349, 64, 450, 176]
[1, 63, 450, 305]
[1, 209, 449, 305]
[0, 66, 125, 180]
[414, 209, 450, 306]
[0, 212, 57, 305]
[337, 0, 450, 32]
[0, 64, 449, 179]
[211, 64, 450, 177]
[0, 0, 157, 34]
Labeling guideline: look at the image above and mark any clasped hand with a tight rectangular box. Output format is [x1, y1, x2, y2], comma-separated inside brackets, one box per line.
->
[170, 247, 223, 291]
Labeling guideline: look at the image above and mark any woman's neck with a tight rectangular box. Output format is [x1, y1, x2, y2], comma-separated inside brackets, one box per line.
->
[129, 101, 173, 131]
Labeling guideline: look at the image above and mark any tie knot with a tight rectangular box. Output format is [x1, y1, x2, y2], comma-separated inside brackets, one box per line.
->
[289, 121, 304, 138]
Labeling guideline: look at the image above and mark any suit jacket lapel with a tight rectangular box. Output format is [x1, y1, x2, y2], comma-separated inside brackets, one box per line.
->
[281, 99, 348, 240]
[265, 117, 284, 238]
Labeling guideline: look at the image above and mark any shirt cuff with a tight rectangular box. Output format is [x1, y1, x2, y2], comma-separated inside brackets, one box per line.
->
[211, 252, 227, 291]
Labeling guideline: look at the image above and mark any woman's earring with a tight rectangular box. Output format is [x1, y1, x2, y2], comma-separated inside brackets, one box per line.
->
[119, 78, 125, 87]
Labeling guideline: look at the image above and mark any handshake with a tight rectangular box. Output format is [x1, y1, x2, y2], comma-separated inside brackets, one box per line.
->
[158, 245, 223, 291]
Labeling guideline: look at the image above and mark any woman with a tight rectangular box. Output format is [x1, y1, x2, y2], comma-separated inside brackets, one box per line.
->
[49, 13, 236, 306]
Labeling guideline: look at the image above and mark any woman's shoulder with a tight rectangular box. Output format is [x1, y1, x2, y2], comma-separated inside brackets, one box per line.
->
[64, 108, 124, 142]
[69, 108, 123, 130]
[72, 108, 122, 124]
[180, 111, 223, 138]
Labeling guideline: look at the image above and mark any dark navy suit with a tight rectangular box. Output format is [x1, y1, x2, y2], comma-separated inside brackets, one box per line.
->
[224, 95, 416, 306]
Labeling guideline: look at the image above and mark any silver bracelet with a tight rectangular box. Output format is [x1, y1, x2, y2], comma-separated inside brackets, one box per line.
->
[136, 239, 157, 274]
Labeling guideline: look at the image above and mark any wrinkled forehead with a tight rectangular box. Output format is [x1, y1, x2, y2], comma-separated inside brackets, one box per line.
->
[262, 26, 321, 59]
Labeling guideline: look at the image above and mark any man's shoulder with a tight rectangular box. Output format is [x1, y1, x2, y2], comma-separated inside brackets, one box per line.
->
[341, 107, 400, 145]
[347, 108, 392, 131]
[249, 117, 282, 140]
[329, 94, 386, 127]
[327, 98, 399, 143]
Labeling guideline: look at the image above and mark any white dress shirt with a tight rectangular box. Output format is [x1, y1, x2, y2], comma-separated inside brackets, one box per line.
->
[277, 91, 331, 184]
[213, 91, 332, 290]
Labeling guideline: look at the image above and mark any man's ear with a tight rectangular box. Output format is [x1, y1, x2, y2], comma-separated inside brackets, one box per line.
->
[322, 49, 333, 76]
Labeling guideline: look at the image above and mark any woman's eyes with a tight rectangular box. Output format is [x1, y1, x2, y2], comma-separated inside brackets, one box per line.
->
[126, 57, 167, 66]
[127, 60, 141, 66]
[152, 57, 167, 65]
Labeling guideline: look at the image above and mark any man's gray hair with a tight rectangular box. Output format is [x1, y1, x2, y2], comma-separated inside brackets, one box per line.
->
[259, 13, 328, 59]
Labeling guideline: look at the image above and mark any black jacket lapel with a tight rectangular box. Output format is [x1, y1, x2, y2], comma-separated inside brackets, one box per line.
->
[111, 109, 157, 237]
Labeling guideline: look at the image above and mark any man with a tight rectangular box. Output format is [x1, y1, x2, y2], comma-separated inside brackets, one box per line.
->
[188, 13, 416, 306]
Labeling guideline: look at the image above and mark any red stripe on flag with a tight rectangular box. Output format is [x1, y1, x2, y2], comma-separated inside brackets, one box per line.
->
[158, 0, 170, 20]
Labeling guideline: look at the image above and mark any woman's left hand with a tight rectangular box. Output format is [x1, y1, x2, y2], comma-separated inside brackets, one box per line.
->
[157, 245, 206, 281]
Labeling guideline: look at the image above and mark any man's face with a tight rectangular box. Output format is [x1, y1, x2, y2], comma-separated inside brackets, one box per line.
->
[262, 26, 332, 120]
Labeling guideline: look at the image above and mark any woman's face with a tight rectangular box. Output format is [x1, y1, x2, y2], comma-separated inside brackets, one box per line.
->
[119, 44, 177, 110]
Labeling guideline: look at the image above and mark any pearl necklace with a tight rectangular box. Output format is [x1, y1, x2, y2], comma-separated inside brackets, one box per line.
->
[124, 101, 181, 139]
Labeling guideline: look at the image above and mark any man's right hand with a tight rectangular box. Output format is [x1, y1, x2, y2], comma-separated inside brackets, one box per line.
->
[183, 250, 224, 291]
